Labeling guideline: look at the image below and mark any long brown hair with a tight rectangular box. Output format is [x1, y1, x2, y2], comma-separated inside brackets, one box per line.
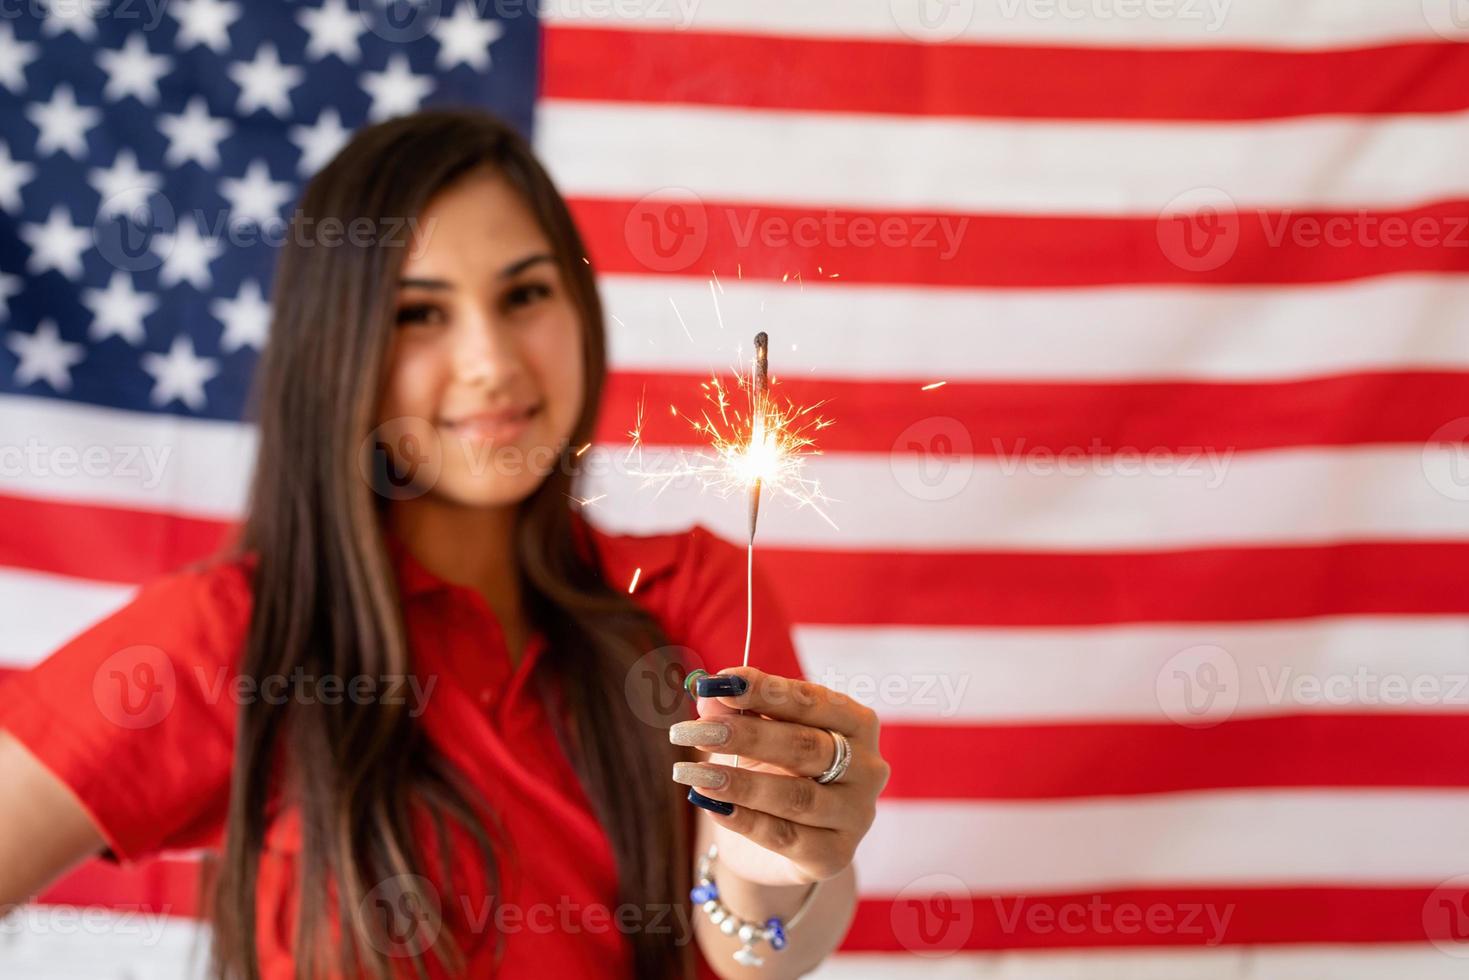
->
[211, 108, 695, 980]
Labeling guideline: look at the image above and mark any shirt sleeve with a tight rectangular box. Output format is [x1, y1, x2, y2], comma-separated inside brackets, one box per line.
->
[0, 560, 251, 864]
[672, 524, 807, 684]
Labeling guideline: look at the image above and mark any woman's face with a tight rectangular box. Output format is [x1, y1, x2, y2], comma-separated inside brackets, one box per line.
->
[374, 167, 585, 507]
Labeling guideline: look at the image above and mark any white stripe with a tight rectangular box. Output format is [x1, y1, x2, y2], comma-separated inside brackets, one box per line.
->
[543, 0, 1469, 48]
[809, 947, 1469, 980]
[0, 395, 254, 518]
[0, 910, 205, 980]
[796, 617, 1469, 723]
[6, 400, 1467, 554]
[584, 446, 1469, 552]
[601, 272, 1469, 382]
[859, 791, 1469, 893]
[0, 567, 135, 668]
[538, 101, 1469, 212]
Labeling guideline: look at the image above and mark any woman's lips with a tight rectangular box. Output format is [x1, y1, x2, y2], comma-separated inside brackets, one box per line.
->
[441, 404, 540, 442]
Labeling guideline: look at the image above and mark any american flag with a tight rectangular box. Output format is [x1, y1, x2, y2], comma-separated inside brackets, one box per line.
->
[5, 0, 1469, 977]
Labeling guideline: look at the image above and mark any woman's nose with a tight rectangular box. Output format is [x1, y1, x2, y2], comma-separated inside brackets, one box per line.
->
[451, 312, 519, 388]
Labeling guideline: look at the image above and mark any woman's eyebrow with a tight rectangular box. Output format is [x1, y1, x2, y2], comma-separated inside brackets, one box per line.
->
[397, 254, 556, 291]
[498, 253, 556, 279]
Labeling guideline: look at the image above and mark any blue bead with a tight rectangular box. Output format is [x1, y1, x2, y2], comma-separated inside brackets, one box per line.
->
[765, 916, 787, 950]
[690, 883, 718, 904]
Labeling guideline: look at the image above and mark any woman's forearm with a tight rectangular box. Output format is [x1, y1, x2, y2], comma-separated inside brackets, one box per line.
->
[692, 816, 858, 979]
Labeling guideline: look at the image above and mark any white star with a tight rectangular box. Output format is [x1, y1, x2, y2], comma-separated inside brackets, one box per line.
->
[228, 42, 304, 117]
[220, 158, 292, 229]
[212, 278, 270, 352]
[39, 0, 101, 40]
[0, 140, 37, 212]
[89, 148, 164, 219]
[169, 0, 240, 53]
[141, 334, 218, 411]
[19, 206, 91, 280]
[82, 270, 158, 345]
[361, 53, 434, 122]
[0, 22, 40, 94]
[0, 272, 23, 317]
[6, 319, 85, 392]
[152, 217, 224, 290]
[159, 96, 233, 169]
[26, 84, 101, 159]
[289, 106, 351, 177]
[433, 6, 504, 71]
[97, 32, 172, 106]
[298, 0, 363, 63]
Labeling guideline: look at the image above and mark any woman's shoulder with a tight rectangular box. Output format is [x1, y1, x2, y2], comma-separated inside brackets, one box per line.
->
[15, 549, 258, 696]
[586, 523, 753, 616]
[111, 549, 258, 653]
[585, 521, 805, 680]
[587, 522, 741, 584]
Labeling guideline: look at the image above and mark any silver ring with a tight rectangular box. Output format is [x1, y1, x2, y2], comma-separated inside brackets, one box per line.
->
[814, 729, 851, 784]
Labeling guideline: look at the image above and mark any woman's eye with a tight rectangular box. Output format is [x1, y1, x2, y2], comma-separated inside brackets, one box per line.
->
[505, 282, 552, 309]
[395, 303, 443, 326]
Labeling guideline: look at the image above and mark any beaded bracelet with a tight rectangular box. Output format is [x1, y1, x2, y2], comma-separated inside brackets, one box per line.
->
[690, 843, 822, 967]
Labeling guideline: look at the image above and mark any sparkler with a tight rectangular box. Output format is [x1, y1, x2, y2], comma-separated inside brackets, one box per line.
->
[624, 330, 836, 772]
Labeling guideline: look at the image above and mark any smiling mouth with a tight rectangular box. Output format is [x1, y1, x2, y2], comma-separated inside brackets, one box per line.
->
[440, 403, 541, 441]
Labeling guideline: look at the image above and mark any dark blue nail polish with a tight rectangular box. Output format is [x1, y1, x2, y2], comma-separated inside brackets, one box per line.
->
[687, 787, 734, 816]
[695, 674, 748, 698]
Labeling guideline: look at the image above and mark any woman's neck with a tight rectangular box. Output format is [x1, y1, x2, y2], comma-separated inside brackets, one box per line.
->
[386, 498, 530, 662]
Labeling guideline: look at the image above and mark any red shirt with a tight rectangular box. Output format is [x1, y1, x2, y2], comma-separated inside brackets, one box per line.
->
[0, 522, 806, 979]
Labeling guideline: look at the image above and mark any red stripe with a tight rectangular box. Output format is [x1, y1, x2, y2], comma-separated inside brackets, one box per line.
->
[849, 886, 1466, 951]
[33, 866, 1463, 951]
[880, 715, 1469, 799]
[0, 492, 234, 584]
[599, 370, 1469, 455]
[573, 197, 1469, 288]
[762, 542, 1469, 626]
[546, 28, 1469, 121]
[5, 499, 1469, 626]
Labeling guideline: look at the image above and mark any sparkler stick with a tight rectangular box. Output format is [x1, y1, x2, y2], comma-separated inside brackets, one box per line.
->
[731, 332, 769, 771]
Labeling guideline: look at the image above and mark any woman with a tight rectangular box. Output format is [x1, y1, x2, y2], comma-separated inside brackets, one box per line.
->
[0, 109, 888, 979]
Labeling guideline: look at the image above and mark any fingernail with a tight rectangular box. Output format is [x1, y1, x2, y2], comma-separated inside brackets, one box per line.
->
[683, 668, 710, 701]
[695, 674, 748, 698]
[687, 787, 734, 816]
[669, 720, 730, 746]
[673, 762, 728, 789]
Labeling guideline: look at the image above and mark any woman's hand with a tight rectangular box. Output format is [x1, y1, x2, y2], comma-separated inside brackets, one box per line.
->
[669, 666, 890, 887]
